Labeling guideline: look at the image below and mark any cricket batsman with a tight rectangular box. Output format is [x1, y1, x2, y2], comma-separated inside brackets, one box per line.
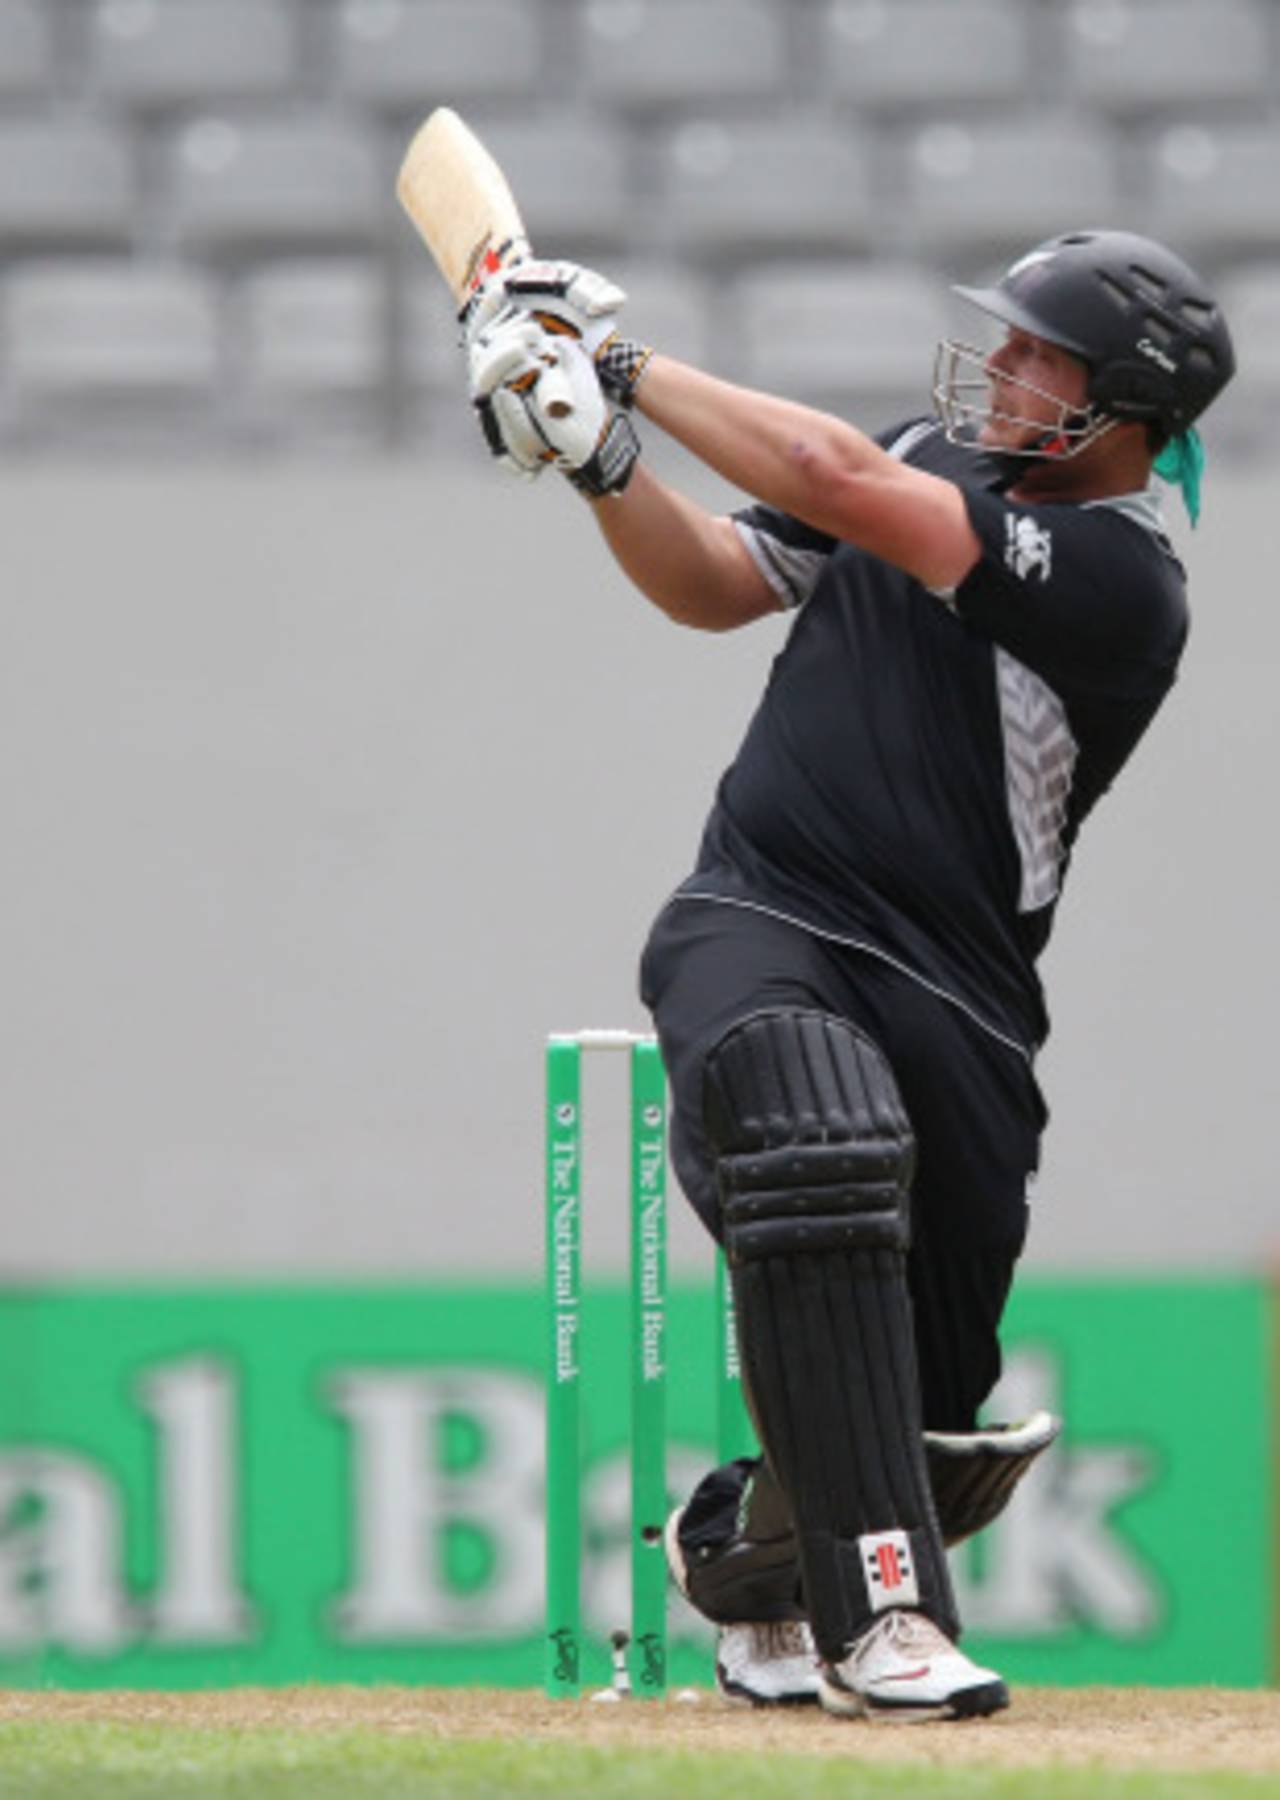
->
[463, 230, 1234, 1718]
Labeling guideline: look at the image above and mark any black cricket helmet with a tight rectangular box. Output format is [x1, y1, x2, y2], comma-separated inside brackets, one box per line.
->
[937, 229, 1235, 454]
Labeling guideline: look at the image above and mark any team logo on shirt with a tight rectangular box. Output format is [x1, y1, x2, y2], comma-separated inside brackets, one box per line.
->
[1005, 514, 1053, 583]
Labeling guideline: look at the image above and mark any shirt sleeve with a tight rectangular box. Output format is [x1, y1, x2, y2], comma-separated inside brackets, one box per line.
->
[731, 502, 837, 611]
[954, 488, 1188, 701]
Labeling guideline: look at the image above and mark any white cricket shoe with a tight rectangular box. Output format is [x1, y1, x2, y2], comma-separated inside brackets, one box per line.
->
[715, 1621, 822, 1706]
[818, 1609, 1009, 1721]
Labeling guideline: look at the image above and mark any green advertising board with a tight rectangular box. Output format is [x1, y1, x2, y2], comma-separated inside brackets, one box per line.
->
[0, 1279, 1271, 1689]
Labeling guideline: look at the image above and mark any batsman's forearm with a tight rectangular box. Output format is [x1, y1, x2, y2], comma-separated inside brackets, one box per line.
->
[586, 463, 777, 631]
[633, 354, 890, 536]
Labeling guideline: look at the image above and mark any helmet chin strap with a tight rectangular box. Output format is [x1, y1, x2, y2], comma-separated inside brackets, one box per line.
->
[1027, 421, 1077, 459]
[988, 408, 1114, 484]
[984, 420, 1074, 485]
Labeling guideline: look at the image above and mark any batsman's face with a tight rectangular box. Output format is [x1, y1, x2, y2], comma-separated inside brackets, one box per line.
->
[980, 328, 1089, 451]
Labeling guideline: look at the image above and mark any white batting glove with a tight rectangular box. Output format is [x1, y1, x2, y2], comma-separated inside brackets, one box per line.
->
[468, 259, 624, 351]
[469, 314, 641, 497]
[474, 379, 549, 479]
[467, 308, 557, 477]
[465, 260, 655, 409]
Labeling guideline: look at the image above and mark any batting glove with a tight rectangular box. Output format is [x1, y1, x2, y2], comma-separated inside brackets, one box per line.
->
[468, 314, 641, 498]
[466, 259, 655, 410]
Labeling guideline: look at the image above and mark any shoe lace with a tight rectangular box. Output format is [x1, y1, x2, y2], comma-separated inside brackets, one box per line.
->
[854, 1609, 950, 1666]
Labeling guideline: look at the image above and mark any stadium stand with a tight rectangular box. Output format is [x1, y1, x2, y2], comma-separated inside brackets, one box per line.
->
[577, 0, 786, 112]
[1060, 0, 1272, 116]
[168, 115, 383, 253]
[329, 0, 545, 110]
[4, 258, 219, 443]
[820, 0, 1032, 111]
[235, 258, 387, 448]
[656, 116, 874, 257]
[0, 0, 1271, 455]
[602, 261, 714, 375]
[444, 114, 631, 252]
[734, 261, 947, 425]
[1142, 122, 1280, 262]
[1214, 260, 1280, 448]
[0, 118, 134, 248]
[0, 0, 54, 98]
[902, 118, 1122, 267]
[87, 0, 299, 108]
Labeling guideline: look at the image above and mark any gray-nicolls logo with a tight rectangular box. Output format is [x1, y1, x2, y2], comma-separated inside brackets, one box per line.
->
[951, 1346, 1160, 1636]
[1005, 514, 1053, 583]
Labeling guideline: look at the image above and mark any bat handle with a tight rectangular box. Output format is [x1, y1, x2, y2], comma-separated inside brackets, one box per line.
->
[537, 360, 574, 420]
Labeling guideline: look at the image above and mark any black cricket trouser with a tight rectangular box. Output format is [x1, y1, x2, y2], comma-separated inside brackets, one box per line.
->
[638, 896, 1046, 1431]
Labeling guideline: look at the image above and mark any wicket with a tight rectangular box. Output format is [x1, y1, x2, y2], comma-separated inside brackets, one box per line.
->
[543, 1029, 753, 1700]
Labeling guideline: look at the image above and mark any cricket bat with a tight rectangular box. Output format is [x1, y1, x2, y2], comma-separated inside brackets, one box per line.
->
[396, 107, 574, 418]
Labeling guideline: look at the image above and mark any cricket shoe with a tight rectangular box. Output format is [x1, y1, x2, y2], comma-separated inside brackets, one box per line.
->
[663, 1504, 820, 1706]
[818, 1610, 1009, 1722]
[715, 1620, 821, 1706]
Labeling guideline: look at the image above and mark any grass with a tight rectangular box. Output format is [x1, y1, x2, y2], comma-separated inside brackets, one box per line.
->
[0, 1725, 1277, 1800]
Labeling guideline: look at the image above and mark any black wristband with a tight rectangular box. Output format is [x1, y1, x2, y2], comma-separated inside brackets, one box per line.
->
[567, 412, 641, 499]
[596, 335, 655, 409]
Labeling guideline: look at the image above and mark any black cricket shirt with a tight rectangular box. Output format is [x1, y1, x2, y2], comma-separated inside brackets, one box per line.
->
[673, 420, 1189, 1058]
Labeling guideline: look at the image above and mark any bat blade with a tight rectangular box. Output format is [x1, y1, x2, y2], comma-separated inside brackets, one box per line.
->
[396, 107, 574, 419]
[396, 107, 528, 307]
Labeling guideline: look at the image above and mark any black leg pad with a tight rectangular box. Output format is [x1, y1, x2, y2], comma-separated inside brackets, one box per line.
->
[704, 1010, 958, 1657]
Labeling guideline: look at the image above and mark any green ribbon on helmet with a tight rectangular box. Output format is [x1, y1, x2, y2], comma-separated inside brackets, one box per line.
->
[1153, 426, 1205, 528]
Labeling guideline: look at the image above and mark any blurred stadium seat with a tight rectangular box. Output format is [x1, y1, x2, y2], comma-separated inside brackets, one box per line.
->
[0, 119, 134, 249]
[0, 0, 1268, 456]
[820, 0, 1031, 110]
[1209, 261, 1280, 447]
[3, 260, 219, 440]
[1061, 0, 1271, 116]
[87, 0, 299, 108]
[399, 276, 463, 441]
[1142, 123, 1280, 262]
[450, 116, 631, 253]
[577, 0, 785, 111]
[609, 263, 713, 372]
[903, 119, 1121, 266]
[237, 260, 387, 447]
[657, 118, 873, 258]
[0, 0, 53, 98]
[734, 261, 944, 423]
[330, 0, 545, 109]
[169, 117, 382, 253]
